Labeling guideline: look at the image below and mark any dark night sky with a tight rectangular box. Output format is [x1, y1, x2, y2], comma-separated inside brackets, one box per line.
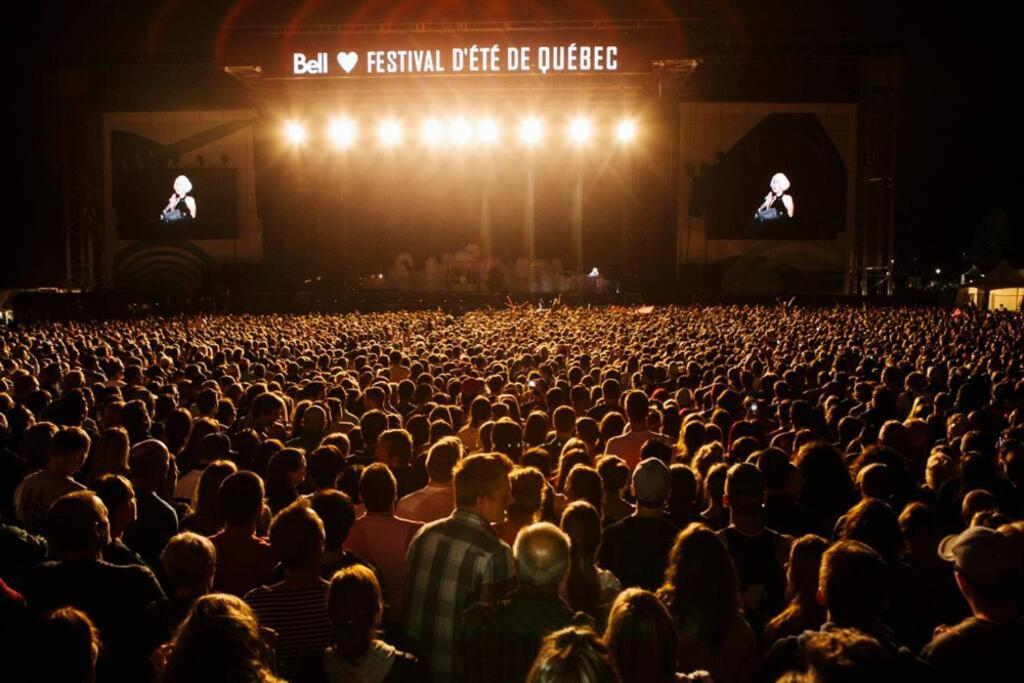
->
[4, 1, 1015, 287]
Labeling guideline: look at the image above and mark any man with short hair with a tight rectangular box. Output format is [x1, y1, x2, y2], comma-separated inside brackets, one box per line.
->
[543, 406, 577, 460]
[345, 463, 422, 619]
[397, 435, 462, 523]
[921, 526, 1024, 682]
[599, 457, 679, 590]
[123, 439, 178, 568]
[245, 500, 334, 683]
[376, 428, 425, 498]
[14, 426, 89, 534]
[145, 531, 216, 650]
[210, 471, 277, 596]
[403, 452, 516, 682]
[461, 522, 579, 683]
[604, 391, 669, 470]
[23, 491, 164, 681]
[717, 462, 788, 635]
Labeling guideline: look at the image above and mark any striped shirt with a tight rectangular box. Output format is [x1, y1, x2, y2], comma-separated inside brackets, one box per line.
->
[245, 581, 334, 683]
[403, 509, 516, 682]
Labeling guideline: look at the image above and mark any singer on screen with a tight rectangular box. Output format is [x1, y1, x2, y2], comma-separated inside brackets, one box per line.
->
[754, 172, 794, 223]
[160, 174, 197, 223]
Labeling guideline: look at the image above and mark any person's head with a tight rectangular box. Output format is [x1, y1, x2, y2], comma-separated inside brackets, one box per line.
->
[162, 594, 280, 683]
[375, 428, 413, 469]
[507, 466, 545, 523]
[50, 426, 91, 476]
[269, 499, 325, 573]
[785, 534, 829, 605]
[453, 452, 514, 524]
[795, 627, 893, 683]
[90, 474, 136, 538]
[527, 626, 620, 683]
[514, 522, 571, 591]
[938, 525, 1017, 614]
[307, 445, 345, 491]
[359, 462, 397, 514]
[632, 457, 671, 510]
[89, 427, 130, 479]
[327, 564, 384, 661]
[46, 491, 110, 560]
[173, 174, 193, 196]
[425, 436, 463, 485]
[192, 460, 237, 526]
[25, 607, 102, 683]
[723, 462, 766, 518]
[266, 447, 306, 511]
[624, 390, 649, 426]
[160, 532, 217, 597]
[604, 588, 678, 683]
[128, 439, 170, 492]
[597, 455, 630, 496]
[491, 419, 524, 463]
[565, 464, 603, 512]
[251, 392, 286, 427]
[311, 489, 356, 552]
[218, 470, 265, 529]
[839, 498, 903, 563]
[553, 405, 576, 436]
[819, 540, 889, 626]
[659, 523, 739, 645]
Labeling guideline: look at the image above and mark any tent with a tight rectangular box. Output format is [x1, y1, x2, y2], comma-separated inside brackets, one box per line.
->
[957, 260, 1024, 311]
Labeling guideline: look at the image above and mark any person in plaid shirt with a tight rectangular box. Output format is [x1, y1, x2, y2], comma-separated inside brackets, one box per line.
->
[403, 452, 516, 682]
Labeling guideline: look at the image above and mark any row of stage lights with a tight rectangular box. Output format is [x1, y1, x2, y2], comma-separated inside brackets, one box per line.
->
[282, 115, 638, 150]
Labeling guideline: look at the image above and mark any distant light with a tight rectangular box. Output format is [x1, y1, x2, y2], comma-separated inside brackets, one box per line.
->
[615, 119, 637, 143]
[935, 268, 942, 275]
[377, 119, 403, 147]
[327, 117, 357, 149]
[588, 267, 600, 278]
[449, 117, 474, 146]
[519, 117, 544, 146]
[568, 116, 593, 145]
[284, 120, 307, 145]
[477, 118, 500, 145]
[421, 118, 444, 145]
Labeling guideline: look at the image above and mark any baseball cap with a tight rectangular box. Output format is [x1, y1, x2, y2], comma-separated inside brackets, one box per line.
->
[937, 525, 1014, 587]
[633, 457, 671, 504]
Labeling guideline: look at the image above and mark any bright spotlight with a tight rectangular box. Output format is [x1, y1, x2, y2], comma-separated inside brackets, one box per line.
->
[449, 117, 474, 146]
[377, 119, 403, 148]
[283, 120, 307, 145]
[616, 119, 637, 143]
[519, 117, 544, 146]
[568, 117, 593, 145]
[421, 118, 444, 145]
[327, 117, 357, 149]
[476, 118, 500, 145]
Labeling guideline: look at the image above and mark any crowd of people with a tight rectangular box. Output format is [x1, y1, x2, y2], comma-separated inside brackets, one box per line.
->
[1, 303, 1022, 682]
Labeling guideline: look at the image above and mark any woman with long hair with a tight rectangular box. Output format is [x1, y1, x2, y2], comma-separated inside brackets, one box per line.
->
[559, 501, 621, 622]
[657, 523, 757, 683]
[324, 564, 427, 682]
[527, 626, 620, 683]
[265, 447, 306, 514]
[181, 460, 238, 536]
[157, 593, 282, 683]
[763, 534, 828, 646]
[604, 589, 711, 683]
[85, 427, 130, 482]
[597, 456, 634, 525]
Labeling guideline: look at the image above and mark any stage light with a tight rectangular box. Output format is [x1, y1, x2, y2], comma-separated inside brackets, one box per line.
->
[284, 120, 307, 145]
[476, 118, 500, 145]
[449, 117, 474, 146]
[568, 116, 593, 145]
[616, 119, 637, 143]
[327, 117, 357, 149]
[377, 119, 403, 148]
[421, 118, 445, 145]
[519, 117, 544, 146]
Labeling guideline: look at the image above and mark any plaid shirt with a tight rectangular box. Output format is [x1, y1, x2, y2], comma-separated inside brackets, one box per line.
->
[403, 508, 516, 682]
